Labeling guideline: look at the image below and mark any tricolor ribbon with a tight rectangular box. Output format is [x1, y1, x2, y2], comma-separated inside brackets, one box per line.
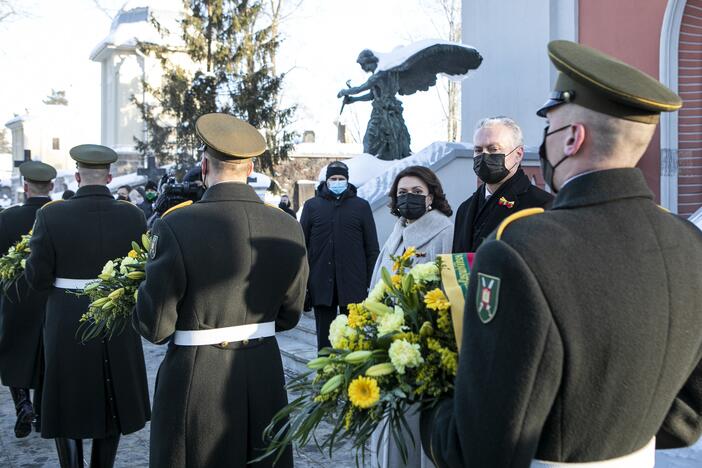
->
[498, 196, 515, 208]
[438, 253, 474, 351]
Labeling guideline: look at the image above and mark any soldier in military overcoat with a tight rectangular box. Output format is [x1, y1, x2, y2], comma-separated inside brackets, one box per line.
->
[0, 161, 56, 438]
[421, 41, 702, 467]
[25, 145, 150, 468]
[133, 113, 308, 468]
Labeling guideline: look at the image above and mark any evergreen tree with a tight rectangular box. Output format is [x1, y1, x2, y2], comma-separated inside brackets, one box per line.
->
[134, 0, 295, 173]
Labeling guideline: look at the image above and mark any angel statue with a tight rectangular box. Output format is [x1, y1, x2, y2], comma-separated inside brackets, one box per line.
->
[337, 40, 483, 160]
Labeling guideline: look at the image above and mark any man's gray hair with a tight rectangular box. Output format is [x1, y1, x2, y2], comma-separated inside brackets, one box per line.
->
[474, 116, 524, 148]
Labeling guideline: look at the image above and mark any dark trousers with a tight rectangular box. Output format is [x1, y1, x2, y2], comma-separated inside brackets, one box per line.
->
[313, 286, 348, 350]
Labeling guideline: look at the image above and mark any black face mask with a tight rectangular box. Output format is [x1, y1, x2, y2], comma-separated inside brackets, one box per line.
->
[116, 195, 128, 201]
[473, 146, 519, 184]
[538, 124, 570, 193]
[396, 193, 427, 220]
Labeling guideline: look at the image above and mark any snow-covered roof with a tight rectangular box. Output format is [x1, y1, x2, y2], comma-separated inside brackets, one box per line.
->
[315, 153, 393, 187]
[4, 114, 29, 127]
[90, 2, 182, 61]
[373, 39, 479, 81]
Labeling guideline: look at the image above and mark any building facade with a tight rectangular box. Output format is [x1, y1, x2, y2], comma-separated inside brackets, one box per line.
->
[462, 0, 701, 216]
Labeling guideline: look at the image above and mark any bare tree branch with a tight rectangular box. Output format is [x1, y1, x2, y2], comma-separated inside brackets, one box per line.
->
[0, 0, 18, 24]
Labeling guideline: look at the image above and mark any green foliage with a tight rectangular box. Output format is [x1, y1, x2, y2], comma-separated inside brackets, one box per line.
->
[134, 0, 296, 173]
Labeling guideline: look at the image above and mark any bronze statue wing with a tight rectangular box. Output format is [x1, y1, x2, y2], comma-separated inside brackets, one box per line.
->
[385, 43, 483, 96]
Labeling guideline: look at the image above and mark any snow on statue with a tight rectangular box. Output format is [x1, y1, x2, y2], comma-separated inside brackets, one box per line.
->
[337, 39, 482, 160]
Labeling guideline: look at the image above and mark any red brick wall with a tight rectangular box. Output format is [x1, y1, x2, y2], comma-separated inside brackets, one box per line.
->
[578, 0, 669, 202]
[678, 0, 702, 217]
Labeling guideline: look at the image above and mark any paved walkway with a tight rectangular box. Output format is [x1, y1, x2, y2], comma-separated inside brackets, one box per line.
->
[1, 336, 701, 467]
[0, 339, 359, 468]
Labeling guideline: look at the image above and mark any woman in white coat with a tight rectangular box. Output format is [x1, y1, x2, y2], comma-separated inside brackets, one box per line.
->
[370, 165, 453, 468]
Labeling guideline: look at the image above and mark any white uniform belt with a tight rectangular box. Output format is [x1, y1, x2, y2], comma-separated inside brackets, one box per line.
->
[54, 278, 97, 290]
[531, 438, 655, 468]
[173, 321, 276, 346]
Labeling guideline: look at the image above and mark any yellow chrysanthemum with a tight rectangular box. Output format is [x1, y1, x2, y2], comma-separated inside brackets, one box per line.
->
[424, 288, 450, 311]
[348, 376, 380, 409]
[128, 249, 138, 258]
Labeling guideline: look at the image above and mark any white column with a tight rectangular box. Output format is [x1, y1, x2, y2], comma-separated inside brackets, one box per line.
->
[659, 0, 687, 213]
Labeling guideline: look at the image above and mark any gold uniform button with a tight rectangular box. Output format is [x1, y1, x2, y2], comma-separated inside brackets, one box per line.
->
[242, 339, 249, 345]
[220, 341, 229, 347]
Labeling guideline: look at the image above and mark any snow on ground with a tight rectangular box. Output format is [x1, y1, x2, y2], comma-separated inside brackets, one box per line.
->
[656, 439, 702, 467]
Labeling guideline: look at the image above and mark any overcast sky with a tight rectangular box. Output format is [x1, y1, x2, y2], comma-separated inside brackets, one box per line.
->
[0, 0, 465, 152]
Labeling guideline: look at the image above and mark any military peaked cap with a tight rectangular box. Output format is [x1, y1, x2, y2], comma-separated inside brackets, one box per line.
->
[19, 161, 57, 182]
[195, 113, 266, 160]
[69, 144, 118, 168]
[537, 40, 682, 124]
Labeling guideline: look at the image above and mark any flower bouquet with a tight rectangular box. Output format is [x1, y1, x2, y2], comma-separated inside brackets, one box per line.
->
[0, 230, 32, 296]
[257, 248, 471, 465]
[75, 233, 151, 342]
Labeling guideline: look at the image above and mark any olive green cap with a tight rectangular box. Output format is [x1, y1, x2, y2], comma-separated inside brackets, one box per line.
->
[537, 40, 682, 124]
[69, 144, 118, 168]
[195, 113, 266, 160]
[19, 161, 57, 182]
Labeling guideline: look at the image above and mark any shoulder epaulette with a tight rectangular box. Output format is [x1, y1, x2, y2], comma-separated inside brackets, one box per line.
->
[657, 205, 670, 213]
[496, 207, 545, 240]
[265, 203, 282, 212]
[40, 199, 64, 210]
[162, 200, 194, 218]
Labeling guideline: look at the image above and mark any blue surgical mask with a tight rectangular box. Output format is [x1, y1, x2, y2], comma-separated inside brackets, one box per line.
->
[327, 180, 348, 196]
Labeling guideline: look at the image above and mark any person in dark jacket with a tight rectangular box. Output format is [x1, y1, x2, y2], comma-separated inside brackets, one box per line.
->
[452, 116, 553, 253]
[25, 145, 150, 468]
[422, 40, 702, 468]
[134, 113, 308, 468]
[278, 194, 297, 218]
[0, 161, 56, 438]
[300, 161, 379, 350]
[137, 180, 157, 219]
[61, 190, 75, 200]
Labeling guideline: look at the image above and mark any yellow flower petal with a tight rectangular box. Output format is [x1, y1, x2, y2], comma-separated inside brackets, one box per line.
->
[348, 376, 380, 409]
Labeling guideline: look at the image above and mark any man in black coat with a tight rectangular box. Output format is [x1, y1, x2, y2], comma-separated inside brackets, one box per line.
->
[452, 116, 552, 253]
[26, 145, 150, 468]
[0, 161, 56, 438]
[278, 194, 297, 218]
[422, 40, 702, 467]
[300, 161, 379, 350]
[133, 113, 308, 468]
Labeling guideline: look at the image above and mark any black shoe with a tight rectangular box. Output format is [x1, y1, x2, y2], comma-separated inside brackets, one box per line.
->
[14, 401, 34, 438]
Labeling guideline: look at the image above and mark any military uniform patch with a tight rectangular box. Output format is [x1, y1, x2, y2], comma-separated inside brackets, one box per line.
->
[476, 273, 500, 323]
[149, 235, 159, 260]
